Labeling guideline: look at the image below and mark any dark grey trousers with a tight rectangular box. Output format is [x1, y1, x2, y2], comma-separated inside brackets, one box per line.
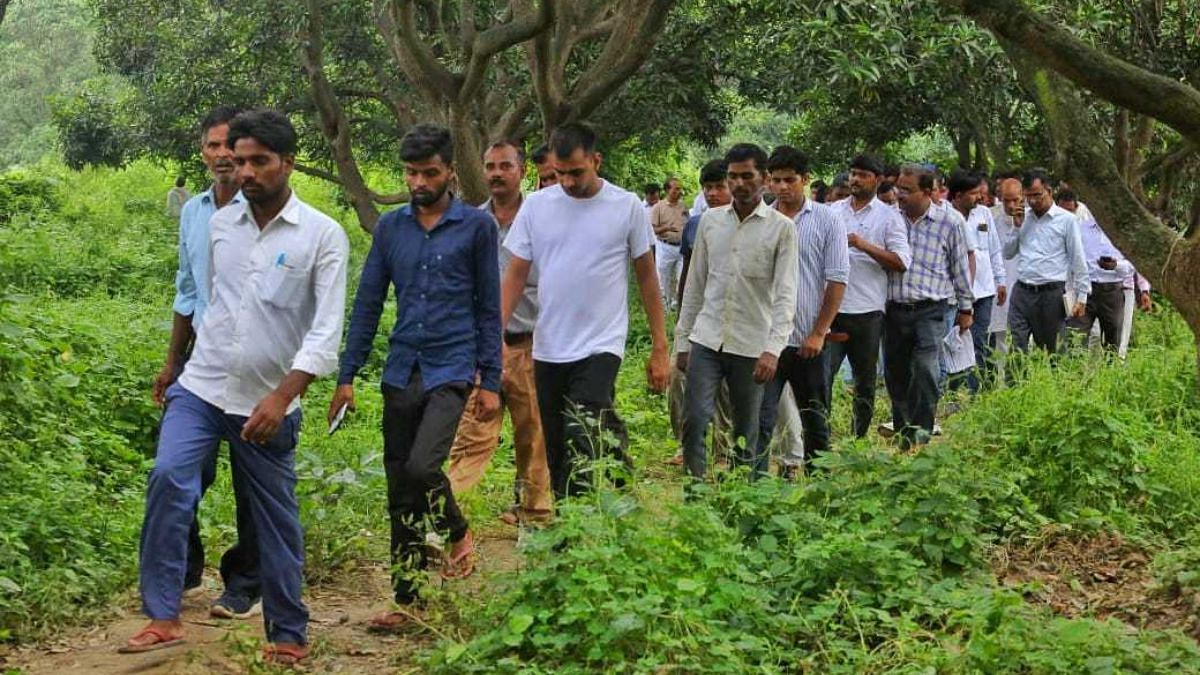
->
[1067, 281, 1125, 351]
[682, 342, 763, 479]
[1008, 281, 1067, 353]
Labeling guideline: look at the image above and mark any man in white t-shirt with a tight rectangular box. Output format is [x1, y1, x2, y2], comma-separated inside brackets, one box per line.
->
[501, 123, 670, 498]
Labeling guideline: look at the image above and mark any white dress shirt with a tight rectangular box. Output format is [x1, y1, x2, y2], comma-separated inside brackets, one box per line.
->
[966, 205, 1005, 299]
[1002, 203, 1091, 303]
[675, 201, 798, 358]
[179, 191, 350, 416]
[831, 196, 911, 314]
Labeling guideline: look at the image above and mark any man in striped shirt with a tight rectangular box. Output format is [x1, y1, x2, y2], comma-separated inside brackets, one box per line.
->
[885, 163, 973, 448]
[756, 145, 849, 477]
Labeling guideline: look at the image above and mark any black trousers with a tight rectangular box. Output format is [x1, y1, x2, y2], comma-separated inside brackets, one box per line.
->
[157, 364, 260, 599]
[534, 353, 630, 499]
[381, 372, 470, 604]
[758, 346, 831, 473]
[1009, 281, 1067, 353]
[826, 311, 884, 438]
[884, 301, 945, 446]
[1067, 281, 1125, 351]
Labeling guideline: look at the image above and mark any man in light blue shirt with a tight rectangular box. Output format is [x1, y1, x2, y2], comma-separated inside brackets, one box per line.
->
[1002, 169, 1090, 353]
[150, 106, 261, 621]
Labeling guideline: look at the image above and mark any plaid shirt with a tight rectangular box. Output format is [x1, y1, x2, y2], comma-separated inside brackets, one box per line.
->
[888, 201, 973, 310]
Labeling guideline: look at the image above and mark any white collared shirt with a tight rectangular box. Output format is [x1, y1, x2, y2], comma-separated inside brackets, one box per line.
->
[674, 200, 798, 358]
[831, 197, 912, 314]
[179, 191, 350, 416]
[967, 205, 1006, 299]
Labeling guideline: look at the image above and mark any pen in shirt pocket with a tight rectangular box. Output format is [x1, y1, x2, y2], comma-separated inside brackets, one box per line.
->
[275, 252, 294, 269]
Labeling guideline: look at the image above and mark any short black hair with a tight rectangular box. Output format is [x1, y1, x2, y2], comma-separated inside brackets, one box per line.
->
[226, 108, 297, 155]
[899, 162, 936, 192]
[662, 176, 681, 190]
[483, 140, 525, 163]
[810, 179, 828, 191]
[765, 145, 809, 174]
[549, 123, 597, 158]
[175, 176, 186, 188]
[1022, 168, 1053, 190]
[883, 164, 900, 177]
[1056, 188, 1078, 204]
[400, 123, 454, 164]
[200, 105, 242, 138]
[531, 143, 551, 165]
[946, 169, 983, 199]
[699, 159, 727, 185]
[832, 172, 849, 188]
[724, 143, 769, 171]
[849, 154, 885, 176]
[644, 183, 661, 195]
[877, 181, 895, 194]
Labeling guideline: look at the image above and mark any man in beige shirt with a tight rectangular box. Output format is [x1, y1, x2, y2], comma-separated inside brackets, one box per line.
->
[651, 177, 690, 309]
[674, 143, 798, 480]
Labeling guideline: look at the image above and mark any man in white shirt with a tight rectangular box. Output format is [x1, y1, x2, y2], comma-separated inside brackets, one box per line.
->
[758, 145, 849, 476]
[674, 144, 798, 480]
[829, 154, 911, 438]
[1002, 169, 1090, 353]
[124, 110, 349, 666]
[1058, 189, 1129, 351]
[947, 170, 1006, 392]
[501, 123, 670, 498]
[988, 176, 1023, 358]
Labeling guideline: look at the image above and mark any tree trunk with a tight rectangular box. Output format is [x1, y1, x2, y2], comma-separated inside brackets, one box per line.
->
[953, 129, 972, 168]
[451, 110, 488, 205]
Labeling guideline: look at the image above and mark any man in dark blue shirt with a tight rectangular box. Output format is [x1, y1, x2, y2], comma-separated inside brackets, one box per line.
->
[329, 124, 500, 632]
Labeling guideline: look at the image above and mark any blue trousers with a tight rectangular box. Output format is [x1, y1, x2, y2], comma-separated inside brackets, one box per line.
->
[140, 383, 308, 644]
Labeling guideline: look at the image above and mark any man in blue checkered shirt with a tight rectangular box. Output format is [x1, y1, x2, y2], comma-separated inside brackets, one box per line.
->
[884, 163, 973, 448]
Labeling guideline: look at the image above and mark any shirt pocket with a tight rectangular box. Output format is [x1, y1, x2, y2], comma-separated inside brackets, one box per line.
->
[738, 240, 775, 279]
[258, 264, 308, 309]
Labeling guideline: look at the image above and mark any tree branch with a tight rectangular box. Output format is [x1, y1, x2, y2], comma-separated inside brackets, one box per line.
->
[459, 0, 554, 104]
[938, 0, 1200, 148]
[373, 0, 460, 107]
[296, 164, 410, 206]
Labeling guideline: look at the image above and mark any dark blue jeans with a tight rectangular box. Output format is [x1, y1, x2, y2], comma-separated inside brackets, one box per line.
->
[966, 295, 995, 394]
[826, 311, 884, 438]
[884, 301, 945, 446]
[681, 342, 763, 479]
[140, 383, 307, 644]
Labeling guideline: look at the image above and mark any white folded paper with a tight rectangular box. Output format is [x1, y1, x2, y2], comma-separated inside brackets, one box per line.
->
[942, 323, 976, 375]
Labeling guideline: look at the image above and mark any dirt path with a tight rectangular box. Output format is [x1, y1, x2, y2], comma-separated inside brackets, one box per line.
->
[6, 537, 520, 674]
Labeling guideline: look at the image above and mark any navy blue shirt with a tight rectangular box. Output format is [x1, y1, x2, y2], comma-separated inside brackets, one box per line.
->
[680, 214, 702, 258]
[337, 199, 502, 392]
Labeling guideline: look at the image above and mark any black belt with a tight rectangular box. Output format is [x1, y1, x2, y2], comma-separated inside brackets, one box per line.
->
[1092, 281, 1124, 290]
[657, 238, 681, 246]
[1017, 280, 1065, 293]
[504, 332, 532, 346]
[886, 299, 943, 311]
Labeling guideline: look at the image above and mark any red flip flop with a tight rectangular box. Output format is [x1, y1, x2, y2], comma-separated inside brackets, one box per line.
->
[263, 642, 310, 667]
[441, 531, 476, 580]
[118, 625, 185, 653]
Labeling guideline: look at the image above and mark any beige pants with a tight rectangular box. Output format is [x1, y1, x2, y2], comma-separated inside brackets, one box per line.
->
[448, 337, 552, 516]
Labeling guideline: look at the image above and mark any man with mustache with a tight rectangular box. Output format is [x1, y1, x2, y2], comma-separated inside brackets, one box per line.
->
[126, 109, 349, 666]
[651, 177, 690, 310]
[150, 105, 261, 621]
[447, 141, 551, 526]
[501, 123, 670, 498]
[331, 124, 501, 632]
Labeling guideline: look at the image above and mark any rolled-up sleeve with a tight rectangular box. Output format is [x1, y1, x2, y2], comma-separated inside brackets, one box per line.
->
[885, 210, 913, 270]
[823, 211, 850, 284]
[172, 203, 198, 317]
[293, 225, 350, 377]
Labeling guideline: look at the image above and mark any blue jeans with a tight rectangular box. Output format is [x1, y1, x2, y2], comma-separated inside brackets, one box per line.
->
[884, 301, 945, 446]
[966, 295, 995, 394]
[140, 383, 307, 644]
[681, 342, 763, 479]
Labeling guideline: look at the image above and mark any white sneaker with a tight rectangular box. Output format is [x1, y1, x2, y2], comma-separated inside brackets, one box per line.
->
[877, 422, 896, 438]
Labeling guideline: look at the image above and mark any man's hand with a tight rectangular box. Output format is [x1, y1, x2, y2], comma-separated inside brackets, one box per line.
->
[675, 351, 689, 373]
[475, 389, 501, 422]
[242, 390, 291, 444]
[152, 361, 178, 407]
[646, 346, 670, 393]
[1138, 292, 1152, 312]
[799, 332, 826, 359]
[328, 384, 356, 425]
[500, 343, 513, 389]
[847, 232, 864, 250]
[1071, 302, 1087, 318]
[955, 310, 974, 334]
[995, 285, 1007, 307]
[753, 352, 779, 384]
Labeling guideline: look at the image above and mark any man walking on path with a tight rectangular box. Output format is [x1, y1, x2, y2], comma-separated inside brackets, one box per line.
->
[150, 105, 262, 622]
[651, 177, 690, 310]
[447, 141, 551, 524]
[330, 124, 501, 632]
[947, 170, 1006, 392]
[500, 123, 670, 499]
[758, 146, 849, 476]
[1058, 189, 1129, 352]
[125, 109, 349, 666]
[674, 145, 797, 480]
[884, 164, 973, 448]
[1002, 169, 1090, 354]
[829, 154, 910, 437]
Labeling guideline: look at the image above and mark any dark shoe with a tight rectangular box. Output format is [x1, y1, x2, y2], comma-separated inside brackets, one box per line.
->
[780, 465, 801, 482]
[210, 591, 262, 619]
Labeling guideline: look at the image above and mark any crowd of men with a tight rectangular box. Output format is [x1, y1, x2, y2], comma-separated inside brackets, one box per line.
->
[126, 106, 1149, 664]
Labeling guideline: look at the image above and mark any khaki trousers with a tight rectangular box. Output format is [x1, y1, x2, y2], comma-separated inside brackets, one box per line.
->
[448, 338, 552, 516]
